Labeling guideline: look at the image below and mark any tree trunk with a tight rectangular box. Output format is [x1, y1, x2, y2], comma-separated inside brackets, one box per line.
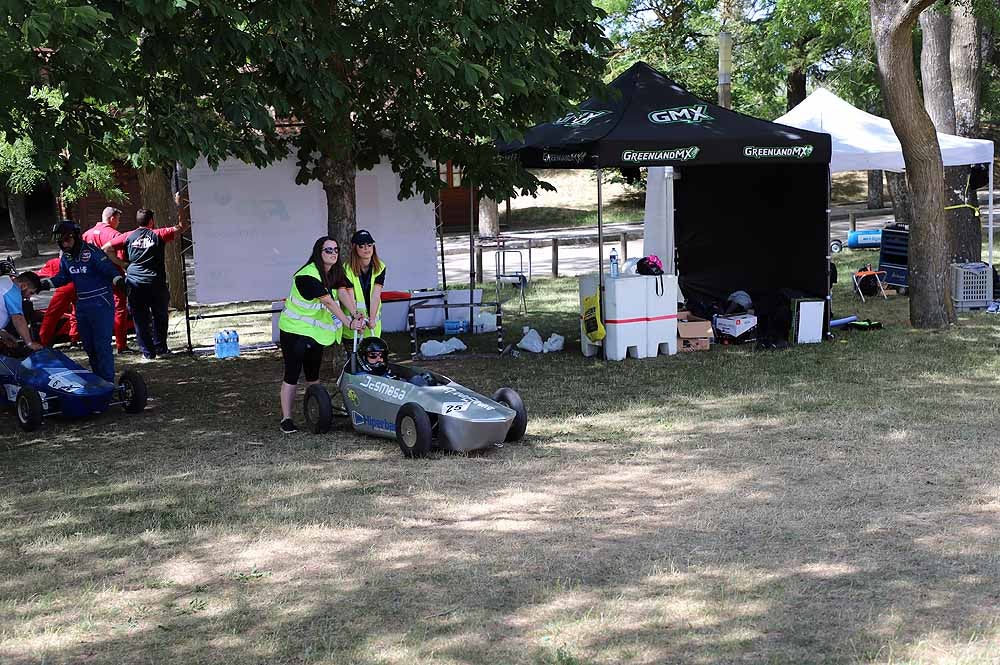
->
[871, 0, 951, 327]
[478, 197, 499, 237]
[136, 166, 186, 310]
[786, 67, 807, 112]
[919, 8, 955, 133]
[951, 3, 984, 262]
[318, 155, 357, 257]
[886, 171, 913, 226]
[3, 186, 38, 258]
[867, 171, 884, 209]
[919, 6, 977, 263]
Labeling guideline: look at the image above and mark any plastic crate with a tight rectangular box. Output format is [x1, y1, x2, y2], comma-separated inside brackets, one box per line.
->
[951, 262, 993, 307]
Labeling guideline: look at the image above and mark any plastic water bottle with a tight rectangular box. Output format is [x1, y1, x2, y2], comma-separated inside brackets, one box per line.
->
[215, 331, 225, 358]
[609, 247, 620, 278]
[232, 330, 240, 357]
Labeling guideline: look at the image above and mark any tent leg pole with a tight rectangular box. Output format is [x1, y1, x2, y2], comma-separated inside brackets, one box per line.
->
[597, 167, 606, 361]
[469, 179, 475, 326]
[826, 167, 832, 336]
[989, 167, 994, 267]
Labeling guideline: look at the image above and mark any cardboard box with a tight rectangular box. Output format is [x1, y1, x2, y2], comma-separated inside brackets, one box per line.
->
[677, 309, 713, 340]
[677, 319, 714, 339]
[713, 314, 757, 339]
[679, 337, 710, 352]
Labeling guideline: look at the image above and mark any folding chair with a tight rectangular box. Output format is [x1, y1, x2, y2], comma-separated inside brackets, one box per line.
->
[495, 249, 528, 314]
[853, 268, 888, 303]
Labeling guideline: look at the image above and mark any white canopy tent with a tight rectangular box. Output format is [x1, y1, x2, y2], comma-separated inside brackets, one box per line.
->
[644, 88, 996, 267]
[774, 88, 995, 265]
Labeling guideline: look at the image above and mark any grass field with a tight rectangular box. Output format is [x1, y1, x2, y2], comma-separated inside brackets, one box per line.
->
[2, 247, 1000, 664]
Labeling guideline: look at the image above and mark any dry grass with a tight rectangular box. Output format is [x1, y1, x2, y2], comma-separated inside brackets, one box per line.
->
[2, 248, 1000, 664]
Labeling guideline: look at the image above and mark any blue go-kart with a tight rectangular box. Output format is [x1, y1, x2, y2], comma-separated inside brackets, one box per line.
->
[1, 347, 147, 432]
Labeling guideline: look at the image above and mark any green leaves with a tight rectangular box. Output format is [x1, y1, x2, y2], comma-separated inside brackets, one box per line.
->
[21, 10, 51, 44]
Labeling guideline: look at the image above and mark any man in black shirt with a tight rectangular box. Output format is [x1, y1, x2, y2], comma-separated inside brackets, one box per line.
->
[105, 208, 187, 360]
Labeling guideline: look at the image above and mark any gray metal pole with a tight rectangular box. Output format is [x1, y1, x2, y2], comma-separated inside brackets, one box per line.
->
[469, 179, 475, 325]
[989, 167, 994, 267]
[597, 168, 606, 360]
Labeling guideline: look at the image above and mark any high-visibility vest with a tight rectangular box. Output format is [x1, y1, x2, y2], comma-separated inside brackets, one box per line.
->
[278, 263, 342, 345]
[342, 260, 386, 339]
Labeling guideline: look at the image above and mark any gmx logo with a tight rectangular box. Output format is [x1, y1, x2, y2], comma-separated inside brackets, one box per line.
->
[648, 105, 713, 125]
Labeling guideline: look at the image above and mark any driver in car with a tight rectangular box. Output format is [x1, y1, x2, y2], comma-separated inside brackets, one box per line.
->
[356, 337, 393, 378]
[355, 337, 434, 385]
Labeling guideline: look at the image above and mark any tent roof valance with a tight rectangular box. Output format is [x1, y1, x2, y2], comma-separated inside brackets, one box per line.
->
[499, 62, 831, 168]
[775, 88, 995, 172]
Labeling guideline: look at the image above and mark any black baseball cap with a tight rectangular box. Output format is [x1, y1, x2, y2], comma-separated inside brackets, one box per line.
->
[351, 229, 375, 245]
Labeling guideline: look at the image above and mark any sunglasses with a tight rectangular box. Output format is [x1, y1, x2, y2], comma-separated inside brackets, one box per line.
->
[365, 351, 384, 359]
[322, 246, 339, 254]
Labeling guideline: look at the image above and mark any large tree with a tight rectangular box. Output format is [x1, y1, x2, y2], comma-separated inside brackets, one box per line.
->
[919, 3, 979, 263]
[269, 1, 610, 253]
[750, 0, 871, 111]
[5, 1, 610, 297]
[870, 0, 951, 327]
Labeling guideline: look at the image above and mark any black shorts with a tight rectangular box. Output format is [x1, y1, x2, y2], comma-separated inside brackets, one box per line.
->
[280, 330, 325, 384]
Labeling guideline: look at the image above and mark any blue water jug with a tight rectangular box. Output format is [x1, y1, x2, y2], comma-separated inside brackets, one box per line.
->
[231, 330, 241, 357]
[215, 331, 225, 358]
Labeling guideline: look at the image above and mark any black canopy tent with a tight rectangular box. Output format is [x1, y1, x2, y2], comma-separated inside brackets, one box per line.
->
[499, 62, 833, 344]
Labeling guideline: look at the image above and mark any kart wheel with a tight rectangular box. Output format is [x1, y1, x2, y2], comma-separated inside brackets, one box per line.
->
[304, 384, 333, 434]
[396, 402, 432, 459]
[830, 239, 843, 254]
[493, 388, 528, 442]
[15, 386, 44, 432]
[119, 370, 148, 413]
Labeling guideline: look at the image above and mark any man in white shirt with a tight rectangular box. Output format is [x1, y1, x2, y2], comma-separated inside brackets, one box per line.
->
[0, 272, 44, 353]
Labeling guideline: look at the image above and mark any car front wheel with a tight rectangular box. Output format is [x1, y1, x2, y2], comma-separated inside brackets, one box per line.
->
[395, 402, 432, 458]
[493, 388, 528, 442]
[119, 370, 148, 413]
[16, 386, 44, 432]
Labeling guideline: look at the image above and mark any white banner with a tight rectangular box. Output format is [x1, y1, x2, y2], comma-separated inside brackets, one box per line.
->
[189, 157, 438, 305]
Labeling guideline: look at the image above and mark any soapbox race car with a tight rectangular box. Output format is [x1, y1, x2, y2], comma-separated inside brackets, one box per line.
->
[1, 348, 148, 431]
[302, 339, 528, 458]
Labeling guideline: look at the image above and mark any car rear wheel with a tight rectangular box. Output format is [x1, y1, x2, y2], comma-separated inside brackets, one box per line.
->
[493, 388, 528, 442]
[396, 402, 432, 458]
[119, 370, 148, 413]
[16, 386, 44, 432]
[304, 384, 333, 434]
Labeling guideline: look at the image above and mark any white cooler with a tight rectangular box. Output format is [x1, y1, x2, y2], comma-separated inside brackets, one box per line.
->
[645, 274, 677, 356]
[578, 273, 678, 361]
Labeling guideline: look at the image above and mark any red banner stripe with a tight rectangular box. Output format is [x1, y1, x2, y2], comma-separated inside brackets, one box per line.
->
[605, 314, 679, 324]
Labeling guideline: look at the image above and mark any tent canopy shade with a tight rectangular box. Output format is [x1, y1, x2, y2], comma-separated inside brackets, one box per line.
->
[499, 62, 832, 168]
[500, 61, 832, 325]
[774, 88, 995, 172]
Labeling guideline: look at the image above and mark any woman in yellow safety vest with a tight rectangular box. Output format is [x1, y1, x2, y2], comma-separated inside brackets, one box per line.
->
[340, 229, 387, 341]
[277, 236, 361, 434]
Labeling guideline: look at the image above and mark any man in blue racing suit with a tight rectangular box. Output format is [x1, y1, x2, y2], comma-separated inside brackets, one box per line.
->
[41, 221, 124, 382]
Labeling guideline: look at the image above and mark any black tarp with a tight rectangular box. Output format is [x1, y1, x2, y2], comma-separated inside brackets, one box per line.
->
[500, 61, 832, 313]
[674, 163, 830, 307]
[499, 62, 832, 169]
